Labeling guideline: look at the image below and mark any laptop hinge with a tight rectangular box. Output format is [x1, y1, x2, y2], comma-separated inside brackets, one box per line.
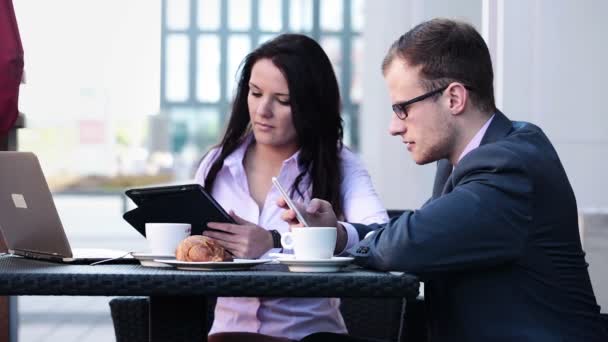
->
[11, 248, 68, 262]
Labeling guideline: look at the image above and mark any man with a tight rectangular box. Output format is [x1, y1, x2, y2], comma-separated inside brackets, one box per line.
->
[282, 18, 607, 341]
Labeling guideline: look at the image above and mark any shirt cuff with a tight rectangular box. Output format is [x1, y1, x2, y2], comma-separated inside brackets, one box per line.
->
[260, 247, 283, 259]
[338, 221, 359, 254]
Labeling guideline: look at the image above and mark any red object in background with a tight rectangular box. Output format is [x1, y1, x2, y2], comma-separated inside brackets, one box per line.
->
[0, 0, 24, 135]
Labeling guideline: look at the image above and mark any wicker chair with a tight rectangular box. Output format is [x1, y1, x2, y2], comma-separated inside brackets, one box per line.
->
[109, 296, 215, 342]
[340, 297, 406, 341]
[109, 297, 150, 342]
[109, 296, 408, 342]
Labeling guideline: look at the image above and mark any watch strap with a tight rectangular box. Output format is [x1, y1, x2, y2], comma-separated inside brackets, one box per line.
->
[269, 229, 282, 249]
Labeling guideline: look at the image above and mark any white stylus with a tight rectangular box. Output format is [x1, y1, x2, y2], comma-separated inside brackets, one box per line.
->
[272, 177, 310, 227]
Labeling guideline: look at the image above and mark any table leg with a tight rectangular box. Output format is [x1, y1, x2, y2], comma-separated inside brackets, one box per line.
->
[149, 296, 207, 342]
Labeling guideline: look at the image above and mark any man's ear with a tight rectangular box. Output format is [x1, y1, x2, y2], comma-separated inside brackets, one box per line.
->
[446, 83, 468, 115]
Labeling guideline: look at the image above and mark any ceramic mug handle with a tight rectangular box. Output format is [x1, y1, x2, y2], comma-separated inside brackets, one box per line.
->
[280, 232, 294, 249]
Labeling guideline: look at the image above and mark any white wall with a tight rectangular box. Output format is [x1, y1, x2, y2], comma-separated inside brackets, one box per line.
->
[499, 0, 608, 210]
[14, 0, 161, 177]
[360, 0, 482, 210]
[361, 0, 608, 211]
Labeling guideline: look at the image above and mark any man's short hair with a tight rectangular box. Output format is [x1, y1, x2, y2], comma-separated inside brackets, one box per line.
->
[382, 18, 496, 114]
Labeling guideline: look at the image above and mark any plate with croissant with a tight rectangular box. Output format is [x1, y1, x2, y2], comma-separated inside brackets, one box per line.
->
[155, 258, 272, 271]
[154, 235, 271, 271]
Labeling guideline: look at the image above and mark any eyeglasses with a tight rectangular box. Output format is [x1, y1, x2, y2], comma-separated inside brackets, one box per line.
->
[391, 86, 448, 120]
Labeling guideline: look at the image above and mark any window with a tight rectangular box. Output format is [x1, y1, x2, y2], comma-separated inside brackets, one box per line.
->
[160, 0, 364, 168]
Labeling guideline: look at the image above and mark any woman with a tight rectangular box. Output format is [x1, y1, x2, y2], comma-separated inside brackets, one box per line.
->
[195, 34, 388, 342]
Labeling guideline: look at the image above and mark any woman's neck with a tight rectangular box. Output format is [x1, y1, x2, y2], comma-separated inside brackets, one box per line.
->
[243, 141, 300, 210]
[247, 141, 299, 170]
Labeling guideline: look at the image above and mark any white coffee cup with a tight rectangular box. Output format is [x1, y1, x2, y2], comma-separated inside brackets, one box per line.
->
[280, 227, 337, 259]
[145, 223, 191, 255]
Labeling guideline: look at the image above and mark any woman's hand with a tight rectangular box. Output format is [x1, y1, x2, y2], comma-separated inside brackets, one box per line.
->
[204, 211, 274, 259]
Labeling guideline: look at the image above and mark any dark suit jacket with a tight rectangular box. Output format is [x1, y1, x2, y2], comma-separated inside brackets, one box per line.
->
[348, 111, 607, 341]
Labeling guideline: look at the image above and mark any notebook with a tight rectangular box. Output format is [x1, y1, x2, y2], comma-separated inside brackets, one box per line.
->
[0, 152, 133, 264]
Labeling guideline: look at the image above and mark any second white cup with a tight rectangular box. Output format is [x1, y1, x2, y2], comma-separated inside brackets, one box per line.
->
[281, 227, 337, 259]
[145, 223, 191, 255]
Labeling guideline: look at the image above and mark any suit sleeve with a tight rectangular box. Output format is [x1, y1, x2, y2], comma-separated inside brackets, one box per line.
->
[347, 146, 533, 278]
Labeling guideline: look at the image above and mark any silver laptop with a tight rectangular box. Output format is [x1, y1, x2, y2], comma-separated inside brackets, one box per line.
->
[0, 152, 130, 264]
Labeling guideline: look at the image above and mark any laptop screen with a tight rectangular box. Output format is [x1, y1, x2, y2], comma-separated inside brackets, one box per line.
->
[0, 152, 73, 259]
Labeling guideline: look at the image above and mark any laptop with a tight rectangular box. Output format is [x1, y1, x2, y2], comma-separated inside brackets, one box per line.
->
[0, 152, 133, 264]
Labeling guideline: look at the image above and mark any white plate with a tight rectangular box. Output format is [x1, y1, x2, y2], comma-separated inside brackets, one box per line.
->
[132, 252, 174, 267]
[276, 256, 354, 272]
[154, 258, 271, 271]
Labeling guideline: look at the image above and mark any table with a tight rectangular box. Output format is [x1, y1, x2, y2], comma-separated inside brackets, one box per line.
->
[0, 255, 419, 342]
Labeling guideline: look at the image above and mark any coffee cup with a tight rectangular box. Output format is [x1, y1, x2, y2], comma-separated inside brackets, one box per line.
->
[280, 227, 337, 259]
[145, 223, 191, 255]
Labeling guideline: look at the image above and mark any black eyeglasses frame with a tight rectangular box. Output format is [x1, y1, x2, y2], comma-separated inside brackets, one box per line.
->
[391, 86, 449, 120]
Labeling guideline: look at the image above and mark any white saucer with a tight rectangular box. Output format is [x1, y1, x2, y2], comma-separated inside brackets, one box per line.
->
[276, 256, 354, 272]
[153, 258, 271, 271]
[131, 252, 174, 267]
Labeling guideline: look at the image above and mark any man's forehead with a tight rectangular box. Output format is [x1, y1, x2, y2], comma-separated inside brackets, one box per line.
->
[385, 58, 423, 98]
[386, 57, 421, 76]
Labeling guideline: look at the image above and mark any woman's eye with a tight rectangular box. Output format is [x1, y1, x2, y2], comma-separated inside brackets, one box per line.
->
[251, 92, 262, 97]
[277, 98, 290, 106]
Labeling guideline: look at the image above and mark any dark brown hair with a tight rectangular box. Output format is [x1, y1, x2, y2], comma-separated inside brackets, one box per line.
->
[203, 34, 344, 217]
[382, 18, 496, 113]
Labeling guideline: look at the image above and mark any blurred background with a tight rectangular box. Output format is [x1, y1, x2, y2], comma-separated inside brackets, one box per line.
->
[8, 0, 608, 341]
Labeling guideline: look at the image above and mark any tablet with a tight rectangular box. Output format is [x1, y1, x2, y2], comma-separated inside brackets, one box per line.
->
[122, 184, 235, 237]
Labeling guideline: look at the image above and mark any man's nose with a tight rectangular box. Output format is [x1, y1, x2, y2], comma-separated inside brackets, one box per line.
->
[388, 113, 405, 136]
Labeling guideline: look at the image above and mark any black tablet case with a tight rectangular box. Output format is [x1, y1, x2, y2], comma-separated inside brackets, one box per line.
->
[122, 184, 235, 237]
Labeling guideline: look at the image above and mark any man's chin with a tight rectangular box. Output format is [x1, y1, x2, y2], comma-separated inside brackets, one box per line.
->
[411, 153, 434, 165]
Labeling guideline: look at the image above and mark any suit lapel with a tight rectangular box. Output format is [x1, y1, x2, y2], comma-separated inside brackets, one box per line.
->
[432, 159, 452, 200]
[435, 110, 513, 197]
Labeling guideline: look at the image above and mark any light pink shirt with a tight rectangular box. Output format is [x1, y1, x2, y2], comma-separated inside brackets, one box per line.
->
[456, 114, 495, 164]
[195, 135, 388, 340]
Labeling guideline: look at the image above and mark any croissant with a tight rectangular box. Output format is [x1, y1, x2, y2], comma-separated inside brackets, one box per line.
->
[175, 235, 232, 262]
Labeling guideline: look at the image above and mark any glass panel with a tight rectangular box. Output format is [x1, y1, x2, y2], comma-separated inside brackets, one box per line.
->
[169, 108, 220, 180]
[320, 36, 342, 86]
[227, 35, 252, 97]
[197, 0, 220, 30]
[193, 108, 221, 153]
[228, 0, 251, 30]
[289, 0, 312, 32]
[165, 34, 190, 102]
[350, 37, 363, 103]
[320, 0, 343, 31]
[166, 0, 191, 30]
[170, 107, 220, 156]
[258, 33, 277, 46]
[351, 0, 364, 32]
[259, 0, 282, 32]
[342, 110, 352, 147]
[197, 35, 221, 102]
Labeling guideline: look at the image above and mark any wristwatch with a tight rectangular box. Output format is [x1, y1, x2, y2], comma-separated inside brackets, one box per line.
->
[269, 230, 282, 249]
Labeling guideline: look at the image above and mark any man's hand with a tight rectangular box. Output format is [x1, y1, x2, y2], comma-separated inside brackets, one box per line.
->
[204, 211, 273, 259]
[277, 197, 347, 253]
